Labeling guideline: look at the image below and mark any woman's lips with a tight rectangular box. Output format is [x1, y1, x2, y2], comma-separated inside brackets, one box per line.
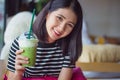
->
[53, 28, 61, 36]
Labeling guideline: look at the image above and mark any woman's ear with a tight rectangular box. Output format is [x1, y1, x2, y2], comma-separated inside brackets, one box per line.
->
[46, 13, 50, 20]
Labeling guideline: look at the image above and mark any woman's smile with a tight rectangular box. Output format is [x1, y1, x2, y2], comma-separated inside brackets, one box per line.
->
[53, 28, 62, 36]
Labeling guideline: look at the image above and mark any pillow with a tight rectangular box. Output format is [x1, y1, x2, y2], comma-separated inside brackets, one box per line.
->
[4, 11, 36, 44]
[78, 44, 120, 62]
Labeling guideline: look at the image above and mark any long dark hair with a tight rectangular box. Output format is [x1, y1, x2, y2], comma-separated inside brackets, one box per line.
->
[33, 0, 83, 63]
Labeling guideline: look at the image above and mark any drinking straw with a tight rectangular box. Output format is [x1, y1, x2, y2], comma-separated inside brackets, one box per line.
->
[28, 9, 36, 39]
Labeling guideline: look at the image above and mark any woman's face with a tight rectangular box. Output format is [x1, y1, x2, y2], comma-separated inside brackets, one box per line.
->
[46, 8, 77, 43]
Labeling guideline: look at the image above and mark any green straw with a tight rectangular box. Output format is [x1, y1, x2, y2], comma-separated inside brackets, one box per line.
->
[28, 9, 36, 39]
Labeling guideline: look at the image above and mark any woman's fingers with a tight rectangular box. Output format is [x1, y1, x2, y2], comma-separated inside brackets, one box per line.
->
[16, 49, 24, 55]
[15, 49, 29, 71]
[16, 54, 29, 62]
[15, 63, 25, 70]
[16, 58, 29, 65]
[15, 49, 29, 64]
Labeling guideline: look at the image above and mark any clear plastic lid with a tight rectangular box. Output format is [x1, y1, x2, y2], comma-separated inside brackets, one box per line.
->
[19, 31, 38, 40]
[18, 31, 39, 47]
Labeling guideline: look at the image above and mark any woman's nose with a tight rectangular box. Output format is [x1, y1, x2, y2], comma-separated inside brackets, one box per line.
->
[58, 22, 66, 32]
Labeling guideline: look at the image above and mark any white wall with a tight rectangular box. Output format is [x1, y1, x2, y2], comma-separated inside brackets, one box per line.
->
[79, 0, 120, 37]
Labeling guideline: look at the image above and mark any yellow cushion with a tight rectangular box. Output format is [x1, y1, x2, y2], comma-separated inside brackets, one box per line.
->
[78, 44, 120, 62]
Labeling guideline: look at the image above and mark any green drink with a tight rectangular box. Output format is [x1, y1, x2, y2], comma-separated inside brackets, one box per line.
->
[19, 32, 38, 67]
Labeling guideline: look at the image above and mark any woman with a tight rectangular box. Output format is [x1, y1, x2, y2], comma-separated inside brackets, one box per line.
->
[6, 0, 84, 80]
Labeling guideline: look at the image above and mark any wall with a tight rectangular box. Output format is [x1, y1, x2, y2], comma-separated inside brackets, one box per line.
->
[79, 0, 120, 37]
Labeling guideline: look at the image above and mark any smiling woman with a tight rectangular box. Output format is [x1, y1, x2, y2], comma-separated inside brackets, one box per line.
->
[6, 0, 84, 80]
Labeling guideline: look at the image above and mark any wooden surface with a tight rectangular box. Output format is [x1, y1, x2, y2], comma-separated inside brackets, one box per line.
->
[76, 62, 120, 72]
[0, 60, 6, 80]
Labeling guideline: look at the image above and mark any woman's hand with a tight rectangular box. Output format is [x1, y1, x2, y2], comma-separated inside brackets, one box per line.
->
[8, 49, 29, 80]
[14, 49, 29, 76]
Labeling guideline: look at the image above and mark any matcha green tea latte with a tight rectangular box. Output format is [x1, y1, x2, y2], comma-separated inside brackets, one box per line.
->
[18, 9, 38, 67]
[18, 32, 38, 67]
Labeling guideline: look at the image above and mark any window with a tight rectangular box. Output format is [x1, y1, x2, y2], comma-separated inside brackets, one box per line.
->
[0, 0, 6, 53]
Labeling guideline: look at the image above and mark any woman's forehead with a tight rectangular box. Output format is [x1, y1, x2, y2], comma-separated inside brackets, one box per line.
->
[51, 8, 77, 22]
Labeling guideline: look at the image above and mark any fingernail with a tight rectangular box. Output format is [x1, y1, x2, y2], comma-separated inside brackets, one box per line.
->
[25, 57, 28, 60]
[21, 49, 24, 52]
[27, 61, 29, 63]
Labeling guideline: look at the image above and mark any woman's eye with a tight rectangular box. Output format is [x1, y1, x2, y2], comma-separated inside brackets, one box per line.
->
[57, 16, 63, 21]
[67, 24, 74, 28]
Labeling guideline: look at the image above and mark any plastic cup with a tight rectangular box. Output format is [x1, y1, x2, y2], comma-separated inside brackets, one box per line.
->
[18, 32, 38, 67]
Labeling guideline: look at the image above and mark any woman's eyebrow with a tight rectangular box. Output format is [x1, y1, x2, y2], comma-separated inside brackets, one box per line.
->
[58, 14, 66, 19]
[58, 14, 75, 25]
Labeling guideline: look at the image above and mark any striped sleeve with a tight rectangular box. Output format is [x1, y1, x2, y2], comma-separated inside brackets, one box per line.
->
[62, 55, 75, 68]
[7, 38, 19, 72]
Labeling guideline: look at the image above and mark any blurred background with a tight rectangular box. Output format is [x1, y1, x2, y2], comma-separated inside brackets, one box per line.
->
[0, 0, 120, 53]
[79, 0, 120, 44]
